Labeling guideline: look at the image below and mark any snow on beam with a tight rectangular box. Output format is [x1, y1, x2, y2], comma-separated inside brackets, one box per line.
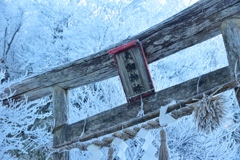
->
[53, 66, 237, 148]
[2, 0, 240, 104]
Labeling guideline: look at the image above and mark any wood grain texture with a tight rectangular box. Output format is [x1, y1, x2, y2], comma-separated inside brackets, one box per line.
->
[52, 86, 69, 160]
[221, 18, 240, 109]
[115, 47, 154, 101]
[2, 0, 240, 103]
[221, 18, 240, 80]
[53, 66, 233, 148]
[52, 86, 69, 134]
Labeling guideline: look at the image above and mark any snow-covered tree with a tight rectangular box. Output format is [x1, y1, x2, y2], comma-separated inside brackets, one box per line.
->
[0, 0, 240, 159]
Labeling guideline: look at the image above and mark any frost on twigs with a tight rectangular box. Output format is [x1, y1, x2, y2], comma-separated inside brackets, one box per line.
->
[0, 93, 52, 159]
[191, 94, 226, 134]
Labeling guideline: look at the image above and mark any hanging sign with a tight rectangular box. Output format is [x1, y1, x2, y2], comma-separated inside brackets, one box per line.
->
[108, 40, 155, 103]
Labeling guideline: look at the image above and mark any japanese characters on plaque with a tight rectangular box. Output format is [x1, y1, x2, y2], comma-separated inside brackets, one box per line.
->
[108, 40, 155, 103]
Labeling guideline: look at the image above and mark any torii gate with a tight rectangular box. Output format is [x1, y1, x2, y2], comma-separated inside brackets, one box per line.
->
[1, 0, 240, 159]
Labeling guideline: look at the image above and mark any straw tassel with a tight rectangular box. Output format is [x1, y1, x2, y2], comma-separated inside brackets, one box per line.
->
[159, 128, 169, 160]
[107, 146, 114, 160]
[193, 94, 226, 134]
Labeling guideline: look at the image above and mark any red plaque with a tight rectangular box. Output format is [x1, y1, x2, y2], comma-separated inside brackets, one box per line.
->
[108, 40, 155, 103]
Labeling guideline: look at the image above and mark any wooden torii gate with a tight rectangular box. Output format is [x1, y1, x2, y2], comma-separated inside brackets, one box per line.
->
[1, 0, 240, 159]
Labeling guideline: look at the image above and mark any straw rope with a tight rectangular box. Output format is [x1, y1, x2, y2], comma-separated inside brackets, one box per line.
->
[51, 93, 223, 156]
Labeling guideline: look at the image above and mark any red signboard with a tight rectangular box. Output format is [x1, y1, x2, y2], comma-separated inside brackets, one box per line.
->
[108, 40, 155, 103]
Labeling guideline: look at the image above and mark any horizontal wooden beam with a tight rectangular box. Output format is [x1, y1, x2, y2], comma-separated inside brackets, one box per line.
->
[53, 66, 235, 148]
[2, 0, 240, 103]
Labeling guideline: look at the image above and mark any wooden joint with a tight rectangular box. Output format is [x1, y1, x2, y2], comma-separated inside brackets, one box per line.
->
[52, 123, 67, 134]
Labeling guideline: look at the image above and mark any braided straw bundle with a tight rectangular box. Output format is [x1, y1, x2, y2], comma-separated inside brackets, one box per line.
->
[107, 146, 114, 160]
[159, 128, 169, 160]
[193, 94, 226, 134]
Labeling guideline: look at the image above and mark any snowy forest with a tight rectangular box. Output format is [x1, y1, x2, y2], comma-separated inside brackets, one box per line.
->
[1, 0, 240, 159]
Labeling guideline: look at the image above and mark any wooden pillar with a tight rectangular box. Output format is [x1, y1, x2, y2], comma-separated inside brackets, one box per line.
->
[221, 18, 240, 104]
[52, 86, 70, 160]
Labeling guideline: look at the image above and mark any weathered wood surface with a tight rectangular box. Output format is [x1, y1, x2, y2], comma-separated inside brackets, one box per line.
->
[221, 18, 240, 111]
[221, 18, 240, 80]
[2, 0, 240, 103]
[52, 86, 69, 160]
[115, 46, 154, 102]
[53, 66, 235, 148]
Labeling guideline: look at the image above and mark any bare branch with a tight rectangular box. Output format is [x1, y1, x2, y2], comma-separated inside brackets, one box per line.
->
[4, 23, 22, 58]
[2, 27, 7, 59]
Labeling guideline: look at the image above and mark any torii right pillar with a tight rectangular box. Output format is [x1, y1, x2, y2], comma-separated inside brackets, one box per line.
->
[221, 18, 240, 104]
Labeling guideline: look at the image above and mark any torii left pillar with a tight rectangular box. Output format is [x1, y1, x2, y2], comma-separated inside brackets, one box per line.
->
[52, 86, 70, 160]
